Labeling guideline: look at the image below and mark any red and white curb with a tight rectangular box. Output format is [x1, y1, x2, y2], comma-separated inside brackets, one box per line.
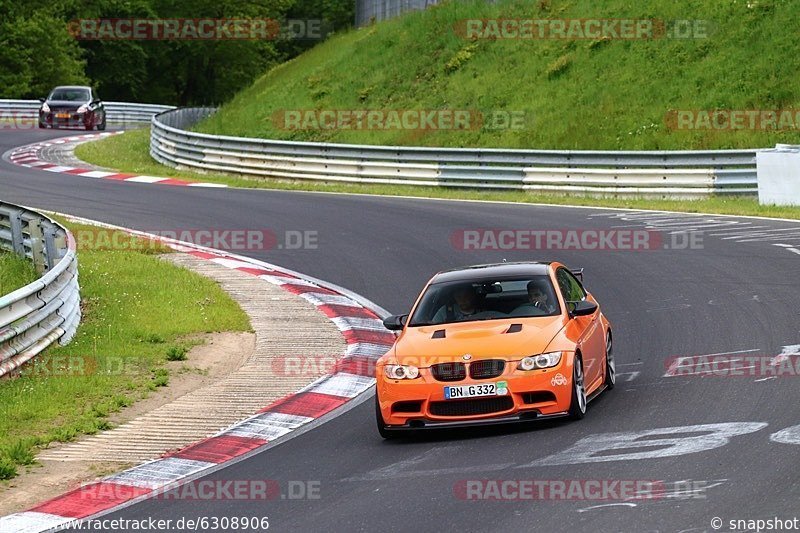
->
[0, 218, 393, 533]
[5, 133, 227, 188]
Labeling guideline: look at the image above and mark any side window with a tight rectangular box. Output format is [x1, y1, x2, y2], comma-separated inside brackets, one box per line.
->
[556, 268, 586, 304]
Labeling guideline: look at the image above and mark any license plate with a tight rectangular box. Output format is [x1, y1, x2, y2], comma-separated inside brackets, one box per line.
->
[56, 113, 70, 119]
[444, 382, 507, 399]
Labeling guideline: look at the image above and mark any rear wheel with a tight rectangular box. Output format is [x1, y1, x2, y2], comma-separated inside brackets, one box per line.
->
[375, 394, 396, 439]
[568, 355, 587, 420]
[38, 121, 46, 129]
[604, 331, 615, 389]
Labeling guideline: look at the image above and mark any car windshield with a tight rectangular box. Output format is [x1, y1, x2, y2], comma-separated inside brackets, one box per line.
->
[49, 88, 90, 102]
[408, 275, 561, 327]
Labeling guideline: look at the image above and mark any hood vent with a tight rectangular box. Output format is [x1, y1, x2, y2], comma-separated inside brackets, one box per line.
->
[431, 329, 446, 339]
[504, 324, 523, 334]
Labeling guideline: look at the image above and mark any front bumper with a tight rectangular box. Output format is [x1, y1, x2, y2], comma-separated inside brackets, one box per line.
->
[376, 362, 574, 428]
[384, 410, 570, 430]
[40, 111, 95, 128]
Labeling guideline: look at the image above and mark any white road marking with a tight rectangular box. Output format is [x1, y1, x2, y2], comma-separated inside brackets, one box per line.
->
[771, 424, 800, 445]
[733, 233, 800, 243]
[520, 422, 768, 466]
[646, 304, 691, 313]
[774, 243, 800, 255]
[708, 226, 772, 235]
[577, 503, 637, 512]
[617, 371, 640, 382]
[769, 344, 800, 366]
[343, 446, 514, 481]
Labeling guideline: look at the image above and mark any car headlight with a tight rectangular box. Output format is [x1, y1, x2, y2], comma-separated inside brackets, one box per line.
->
[384, 364, 420, 380]
[41, 103, 50, 112]
[518, 352, 562, 371]
[76, 104, 89, 114]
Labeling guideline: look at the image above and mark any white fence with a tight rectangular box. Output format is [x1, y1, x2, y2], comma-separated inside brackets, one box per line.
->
[356, 0, 443, 26]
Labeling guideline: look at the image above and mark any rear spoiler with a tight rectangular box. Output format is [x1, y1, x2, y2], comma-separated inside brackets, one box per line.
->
[570, 268, 584, 282]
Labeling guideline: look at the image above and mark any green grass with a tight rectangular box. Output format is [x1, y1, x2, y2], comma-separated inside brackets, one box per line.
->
[72, 0, 800, 221]
[191, 0, 800, 150]
[0, 221, 250, 480]
[0, 251, 38, 295]
[76, 128, 800, 221]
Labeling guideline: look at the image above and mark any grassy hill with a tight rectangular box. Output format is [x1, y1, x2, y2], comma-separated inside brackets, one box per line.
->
[194, 0, 800, 150]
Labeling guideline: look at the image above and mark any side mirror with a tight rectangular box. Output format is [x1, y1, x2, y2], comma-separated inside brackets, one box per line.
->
[38, 97, 46, 103]
[569, 300, 597, 317]
[382, 314, 407, 331]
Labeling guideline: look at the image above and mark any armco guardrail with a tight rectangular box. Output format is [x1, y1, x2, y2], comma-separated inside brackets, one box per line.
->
[0, 202, 80, 377]
[0, 99, 174, 125]
[151, 108, 758, 198]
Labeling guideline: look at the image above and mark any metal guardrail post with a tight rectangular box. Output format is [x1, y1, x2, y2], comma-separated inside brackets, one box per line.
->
[8, 208, 24, 256]
[43, 222, 60, 271]
[27, 219, 45, 274]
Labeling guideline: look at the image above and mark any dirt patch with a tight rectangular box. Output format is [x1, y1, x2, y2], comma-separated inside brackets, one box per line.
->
[0, 331, 254, 516]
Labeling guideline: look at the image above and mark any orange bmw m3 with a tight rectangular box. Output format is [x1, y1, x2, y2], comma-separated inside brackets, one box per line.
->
[375, 262, 613, 438]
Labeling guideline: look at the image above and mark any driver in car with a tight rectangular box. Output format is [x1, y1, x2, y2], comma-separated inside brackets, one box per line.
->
[510, 280, 557, 316]
[432, 286, 482, 323]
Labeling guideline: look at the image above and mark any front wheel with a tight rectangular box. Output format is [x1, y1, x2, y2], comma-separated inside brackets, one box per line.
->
[604, 331, 615, 389]
[375, 394, 396, 439]
[97, 116, 106, 130]
[568, 355, 587, 420]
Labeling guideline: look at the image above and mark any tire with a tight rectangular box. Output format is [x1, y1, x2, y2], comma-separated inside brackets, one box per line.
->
[604, 330, 615, 390]
[568, 354, 587, 420]
[375, 394, 396, 439]
[97, 119, 106, 131]
[38, 122, 46, 129]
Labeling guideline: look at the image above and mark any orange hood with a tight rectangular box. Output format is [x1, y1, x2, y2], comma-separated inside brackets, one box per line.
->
[393, 316, 565, 367]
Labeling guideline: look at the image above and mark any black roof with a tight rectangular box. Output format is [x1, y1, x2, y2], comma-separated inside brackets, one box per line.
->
[431, 262, 551, 283]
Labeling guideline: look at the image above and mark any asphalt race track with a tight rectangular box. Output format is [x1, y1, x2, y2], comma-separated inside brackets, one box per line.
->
[2, 128, 800, 532]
